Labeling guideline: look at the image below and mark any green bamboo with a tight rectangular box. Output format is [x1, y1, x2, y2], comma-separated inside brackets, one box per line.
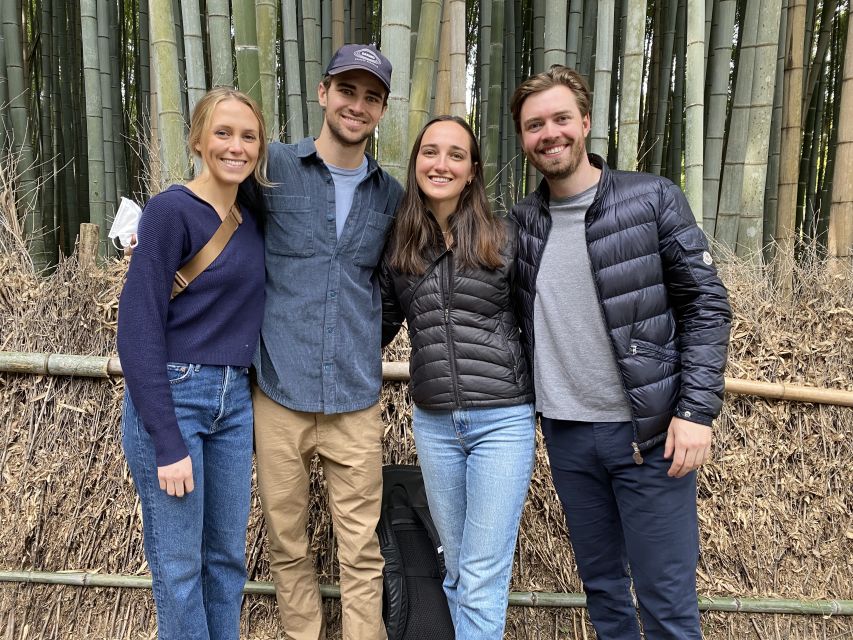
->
[477, 0, 491, 139]
[179, 0, 206, 117]
[734, 0, 782, 261]
[667, 0, 686, 181]
[149, 0, 189, 184]
[39, 0, 57, 261]
[233, 0, 262, 106]
[715, 0, 759, 251]
[618, 0, 646, 170]
[108, 0, 127, 209]
[256, 0, 278, 132]
[566, 0, 582, 68]
[772, 0, 804, 265]
[1, 570, 852, 615]
[379, 1, 412, 183]
[332, 0, 345, 50]
[684, 0, 705, 224]
[78, 0, 106, 246]
[97, 0, 116, 219]
[206, 0, 233, 87]
[407, 0, 442, 143]
[322, 0, 332, 65]
[578, 0, 598, 79]
[302, 0, 323, 134]
[543, 0, 567, 67]
[483, 0, 506, 194]
[590, 0, 615, 157]
[762, 1, 787, 259]
[703, 0, 736, 235]
[55, 0, 78, 256]
[282, 0, 305, 142]
[650, 0, 677, 175]
[0, 21, 8, 147]
[5, 0, 45, 266]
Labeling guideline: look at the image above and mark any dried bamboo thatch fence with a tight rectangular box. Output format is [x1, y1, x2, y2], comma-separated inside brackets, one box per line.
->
[1, 217, 852, 638]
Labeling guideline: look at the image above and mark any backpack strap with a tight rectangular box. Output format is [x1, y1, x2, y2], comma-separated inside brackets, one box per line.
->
[412, 505, 447, 577]
[171, 203, 243, 300]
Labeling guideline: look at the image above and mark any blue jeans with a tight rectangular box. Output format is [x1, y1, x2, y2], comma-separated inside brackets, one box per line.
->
[122, 364, 254, 640]
[412, 403, 536, 640]
[541, 418, 701, 640]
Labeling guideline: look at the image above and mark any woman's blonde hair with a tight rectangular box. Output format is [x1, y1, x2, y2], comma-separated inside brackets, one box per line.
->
[187, 87, 272, 187]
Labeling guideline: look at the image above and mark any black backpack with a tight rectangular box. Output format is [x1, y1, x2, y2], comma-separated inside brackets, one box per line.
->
[378, 464, 455, 640]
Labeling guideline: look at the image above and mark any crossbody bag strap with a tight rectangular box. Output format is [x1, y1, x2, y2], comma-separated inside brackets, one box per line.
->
[171, 204, 243, 300]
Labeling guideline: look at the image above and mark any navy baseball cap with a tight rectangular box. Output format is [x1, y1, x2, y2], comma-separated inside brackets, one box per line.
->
[325, 44, 392, 93]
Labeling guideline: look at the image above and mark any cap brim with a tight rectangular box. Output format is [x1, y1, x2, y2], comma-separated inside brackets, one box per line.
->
[326, 63, 391, 92]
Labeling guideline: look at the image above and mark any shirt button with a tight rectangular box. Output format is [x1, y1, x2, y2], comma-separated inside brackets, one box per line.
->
[330, 292, 336, 298]
[327, 327, 333, 334]
[324, 363, 331, 371]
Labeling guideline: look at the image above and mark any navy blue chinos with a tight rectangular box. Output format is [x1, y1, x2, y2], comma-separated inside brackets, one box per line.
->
[541, 418, 701, 640]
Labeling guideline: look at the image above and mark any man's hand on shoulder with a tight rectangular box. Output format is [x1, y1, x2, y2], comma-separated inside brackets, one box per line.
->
[663, 417, 712, 478]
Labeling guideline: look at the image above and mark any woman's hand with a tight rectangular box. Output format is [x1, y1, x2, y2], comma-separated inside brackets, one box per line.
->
[157, 456, 194, 497]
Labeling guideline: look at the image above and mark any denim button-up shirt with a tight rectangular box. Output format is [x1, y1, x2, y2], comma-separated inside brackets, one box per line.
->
[255, 138, 403, 413]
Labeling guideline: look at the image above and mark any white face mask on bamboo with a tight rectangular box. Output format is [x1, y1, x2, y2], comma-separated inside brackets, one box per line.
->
[108, 197, 142, 249]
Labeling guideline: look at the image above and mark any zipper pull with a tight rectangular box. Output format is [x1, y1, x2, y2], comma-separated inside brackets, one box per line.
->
[631, 442, 644, 465]
[444, 307, 449, 323]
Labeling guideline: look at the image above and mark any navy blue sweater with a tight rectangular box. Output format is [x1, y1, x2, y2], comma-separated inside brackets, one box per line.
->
[117, 185, 265, 466]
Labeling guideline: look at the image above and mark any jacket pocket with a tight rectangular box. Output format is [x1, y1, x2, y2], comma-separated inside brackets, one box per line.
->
[628, 341, 680, 364]
[353, 209, 394, 268]
[266, 195, 315, 257]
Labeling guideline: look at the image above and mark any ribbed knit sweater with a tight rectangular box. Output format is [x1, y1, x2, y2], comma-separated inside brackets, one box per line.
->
[117, 185, 264, 466]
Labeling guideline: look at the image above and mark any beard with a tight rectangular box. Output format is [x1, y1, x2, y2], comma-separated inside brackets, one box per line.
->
[526, 138, 586, 181]
[324, 111, 375, 148]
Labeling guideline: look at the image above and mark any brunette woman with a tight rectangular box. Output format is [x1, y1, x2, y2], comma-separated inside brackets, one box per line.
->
[381, 115, 535, 640]
[117, 87, 268, 640]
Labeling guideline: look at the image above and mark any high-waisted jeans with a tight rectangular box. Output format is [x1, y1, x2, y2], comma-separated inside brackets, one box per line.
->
[413, 403, 536, 640]
[122, 363, 253, 640]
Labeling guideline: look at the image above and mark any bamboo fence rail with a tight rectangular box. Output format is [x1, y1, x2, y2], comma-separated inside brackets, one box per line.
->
[1, 351, 852, 407]
[2, 570, 852, 615]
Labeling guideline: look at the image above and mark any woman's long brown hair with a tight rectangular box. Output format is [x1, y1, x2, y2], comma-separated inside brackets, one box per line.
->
[387, 115, 505, 275]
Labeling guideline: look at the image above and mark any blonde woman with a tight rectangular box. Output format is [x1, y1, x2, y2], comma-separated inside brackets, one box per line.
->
[117, 88, 268, 640]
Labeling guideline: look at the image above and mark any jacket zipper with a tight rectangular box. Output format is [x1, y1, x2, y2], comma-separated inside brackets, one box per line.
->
[443, 252, 462, 407]
[581, 178, 643, 464]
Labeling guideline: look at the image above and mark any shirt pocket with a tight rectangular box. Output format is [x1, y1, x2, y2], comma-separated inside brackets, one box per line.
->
[266, 195, 315, 257]
[353, 209, 394, 268]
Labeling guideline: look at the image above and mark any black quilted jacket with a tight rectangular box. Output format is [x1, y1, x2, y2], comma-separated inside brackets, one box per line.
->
[380, 220, 534, 409]
[510, 154, 731, 452]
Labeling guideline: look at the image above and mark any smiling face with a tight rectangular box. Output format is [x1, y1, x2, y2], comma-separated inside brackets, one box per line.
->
[518, 85, 590, 181]
[194, 99, 261, 189]
[414, 120, 476, 217]
[318, 69, 388, 148]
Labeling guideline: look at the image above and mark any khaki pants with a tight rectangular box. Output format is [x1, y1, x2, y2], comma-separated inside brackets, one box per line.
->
[253, 386, 387, 640]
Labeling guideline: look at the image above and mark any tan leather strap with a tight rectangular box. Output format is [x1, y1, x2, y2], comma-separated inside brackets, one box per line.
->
[171, 204, 243, 300]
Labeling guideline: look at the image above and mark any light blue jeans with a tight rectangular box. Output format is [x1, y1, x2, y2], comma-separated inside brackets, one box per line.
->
[122, 364, 253, 640]
[412, 403, 536, 640]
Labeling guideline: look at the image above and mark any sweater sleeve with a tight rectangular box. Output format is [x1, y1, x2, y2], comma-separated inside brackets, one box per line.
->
[117, 192, 191, 466]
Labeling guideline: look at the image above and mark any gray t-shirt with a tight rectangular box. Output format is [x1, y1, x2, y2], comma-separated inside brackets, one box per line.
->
[533, 183, 632, 421]
[327, 157, 368, 239]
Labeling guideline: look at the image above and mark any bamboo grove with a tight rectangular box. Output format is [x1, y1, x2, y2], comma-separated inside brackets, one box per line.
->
[0, 0, 851, 270]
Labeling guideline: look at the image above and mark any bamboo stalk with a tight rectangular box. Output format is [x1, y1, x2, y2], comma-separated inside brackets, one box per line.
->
[1, 570, 851, 614]
[0, 352, 851, 407]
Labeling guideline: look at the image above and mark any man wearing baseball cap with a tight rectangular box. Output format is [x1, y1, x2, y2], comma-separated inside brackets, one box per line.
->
[253, 44, 402, 639]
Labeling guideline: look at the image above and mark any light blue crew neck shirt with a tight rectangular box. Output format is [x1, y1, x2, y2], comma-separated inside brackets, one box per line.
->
[327, 157, 369, 239]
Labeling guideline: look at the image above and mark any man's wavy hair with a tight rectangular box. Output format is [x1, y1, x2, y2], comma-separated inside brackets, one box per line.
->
[510, 65, 592, 134]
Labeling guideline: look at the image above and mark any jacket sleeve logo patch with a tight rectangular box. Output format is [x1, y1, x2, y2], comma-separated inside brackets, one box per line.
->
[703, 251, 713, 265]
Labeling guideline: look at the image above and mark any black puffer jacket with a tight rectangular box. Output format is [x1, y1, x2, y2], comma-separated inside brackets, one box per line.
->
[380, 220, 534, 409]
[511, 154, 731, 452]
